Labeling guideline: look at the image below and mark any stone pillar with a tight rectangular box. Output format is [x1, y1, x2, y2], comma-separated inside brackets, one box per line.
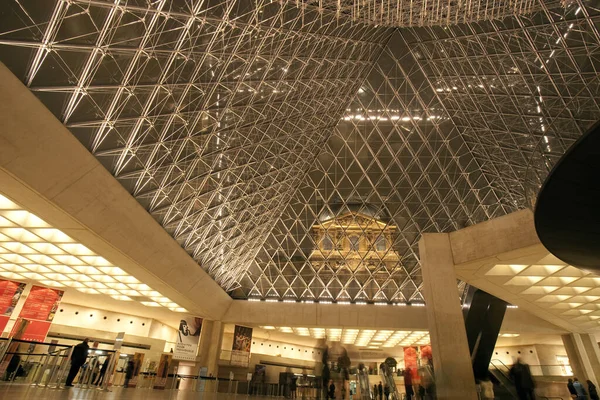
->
[562, 333, 600, 383]
[419, 233, 478, 400]
[198, 320, 224, 377]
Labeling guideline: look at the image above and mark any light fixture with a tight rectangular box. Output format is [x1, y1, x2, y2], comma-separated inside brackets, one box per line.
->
[0, 193, 188, 312]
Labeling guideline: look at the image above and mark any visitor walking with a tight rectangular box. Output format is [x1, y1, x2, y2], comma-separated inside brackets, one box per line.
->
[65, 338, 90, 387]
[123, 359, 134, 388]
[93, 356, 111, 386]
[404, 369, 414, 400]
[587, 380, 598, 400]
[509, 358, 535, 400]
[328, 380, 336, 400]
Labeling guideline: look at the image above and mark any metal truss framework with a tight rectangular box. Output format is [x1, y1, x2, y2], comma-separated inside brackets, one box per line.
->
[0, 0, 599, 302]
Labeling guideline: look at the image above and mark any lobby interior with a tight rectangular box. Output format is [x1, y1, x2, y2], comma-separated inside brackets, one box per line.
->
[1, 0, 600, 399]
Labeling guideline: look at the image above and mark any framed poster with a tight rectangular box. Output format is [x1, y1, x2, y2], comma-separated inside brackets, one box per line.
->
[174, 317, 202, 361]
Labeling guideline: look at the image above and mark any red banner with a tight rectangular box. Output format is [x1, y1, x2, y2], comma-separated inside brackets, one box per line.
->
[0, 280, 26, 332]
[11, 285, 63, 342]
[403, 347, 419, 380]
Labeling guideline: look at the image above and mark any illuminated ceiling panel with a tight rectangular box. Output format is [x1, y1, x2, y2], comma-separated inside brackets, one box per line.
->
[261, 326, 430, 349]
[0, 193, 187, 313]
[481, 261, 600, 330]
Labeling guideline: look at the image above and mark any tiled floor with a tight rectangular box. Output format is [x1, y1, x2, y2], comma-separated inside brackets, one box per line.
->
[0, 384, 256, 400]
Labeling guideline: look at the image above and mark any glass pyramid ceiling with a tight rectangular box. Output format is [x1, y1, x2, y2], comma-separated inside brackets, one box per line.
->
[0, 0, 599, 301]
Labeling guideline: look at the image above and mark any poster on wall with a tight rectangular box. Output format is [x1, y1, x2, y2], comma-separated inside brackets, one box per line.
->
[128, 352, 145, 388]
[11, 285, 63, 342]
[173, 317, 202, 361]
[231, 325, 253, 367]
[0, 280, 26, 333]
[153, 353, 173, 389]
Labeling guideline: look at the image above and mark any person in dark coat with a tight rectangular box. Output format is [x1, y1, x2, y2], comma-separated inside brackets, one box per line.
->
[124, 360, 135, 388]
[404, 369, 414, 400]
[384, 384, 390, 400]
[328, 380, 336, 400]
[587, 380, 598, 400]
[378, 381, 383, 400]
[65, 338, 90, 387]
[509, 358, 536, 400]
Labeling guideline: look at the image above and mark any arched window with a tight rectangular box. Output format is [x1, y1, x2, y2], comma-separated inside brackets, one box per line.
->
[375, 235, 387, 251]
[349, 235, 360, 251]
[321, 234, 333, 251]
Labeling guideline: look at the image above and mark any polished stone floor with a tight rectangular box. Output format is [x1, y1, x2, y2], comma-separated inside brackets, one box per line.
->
[0, 384, 255, 399]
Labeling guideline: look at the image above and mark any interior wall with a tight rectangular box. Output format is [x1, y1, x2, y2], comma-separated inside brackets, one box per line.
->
[492, 343, 570, 377]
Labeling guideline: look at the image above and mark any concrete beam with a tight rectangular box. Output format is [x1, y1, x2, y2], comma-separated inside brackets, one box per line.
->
[0, 62, 232, 320]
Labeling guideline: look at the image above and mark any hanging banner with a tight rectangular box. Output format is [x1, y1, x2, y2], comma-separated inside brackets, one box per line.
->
[419, 345, 432, 364]
[231, 325, 253, 367]
[403, 347, 419, 381]
[0, 280, 26, 333]
[153, 353, 173, 389]
[174, 317, 202, 361]
[128, 352, 145, 388]
[11, 285, 63, 342]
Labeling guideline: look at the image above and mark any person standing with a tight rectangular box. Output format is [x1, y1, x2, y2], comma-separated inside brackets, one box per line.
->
[124, 359, 135, 388]
[404, 369, 414, 400]
[328, 380, 336, 400]
[290, 376, 297, 399]
[573, 378, 587, 400]
[378, 381, 383, 400]
[373, 384, 378, 400]
[587, 380, 598, 400]
[93, 356, 111, 386]
[384, 384, 390, 400]
[480, 377, 495, 400]
[65, 338, 90, 387]
[569, 379, 578, 398]
[509, 358, 535, 400]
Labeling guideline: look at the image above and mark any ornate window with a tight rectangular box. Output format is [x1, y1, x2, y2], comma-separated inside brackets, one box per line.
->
[349, 235, 360, 251]
[321, 234, 333, 251]
[375, 235, 387, 251]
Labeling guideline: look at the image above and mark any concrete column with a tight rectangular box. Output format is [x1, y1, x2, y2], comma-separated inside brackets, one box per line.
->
[197, 320, 224, 377]
[562, 333, 600, 383]
[419, 233, 478, 400]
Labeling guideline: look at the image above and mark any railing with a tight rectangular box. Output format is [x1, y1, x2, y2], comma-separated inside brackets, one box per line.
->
[0, 337, 117, 390]
[490, 360, 573, 378]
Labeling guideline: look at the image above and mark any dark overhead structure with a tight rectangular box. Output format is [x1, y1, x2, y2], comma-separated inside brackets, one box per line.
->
[535, 120, 600, 272]
[1, 0, 600, 301]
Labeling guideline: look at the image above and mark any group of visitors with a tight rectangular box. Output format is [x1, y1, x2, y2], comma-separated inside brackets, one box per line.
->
[372, 381, 391, 400]
[567, 378, 599, 400]
[65, 338, 131, 388]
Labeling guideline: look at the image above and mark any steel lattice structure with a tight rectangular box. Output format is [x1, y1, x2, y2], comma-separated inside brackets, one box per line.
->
[1, 0, 599, 301]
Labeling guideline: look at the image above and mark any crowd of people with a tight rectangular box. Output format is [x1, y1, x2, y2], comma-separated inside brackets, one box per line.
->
[567, 378, 599, 400]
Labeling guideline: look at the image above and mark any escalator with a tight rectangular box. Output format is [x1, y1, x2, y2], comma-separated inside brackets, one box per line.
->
[489, 360, 519, 400]
[356, 364, 372, 400]
[379, 363, 400, 400]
